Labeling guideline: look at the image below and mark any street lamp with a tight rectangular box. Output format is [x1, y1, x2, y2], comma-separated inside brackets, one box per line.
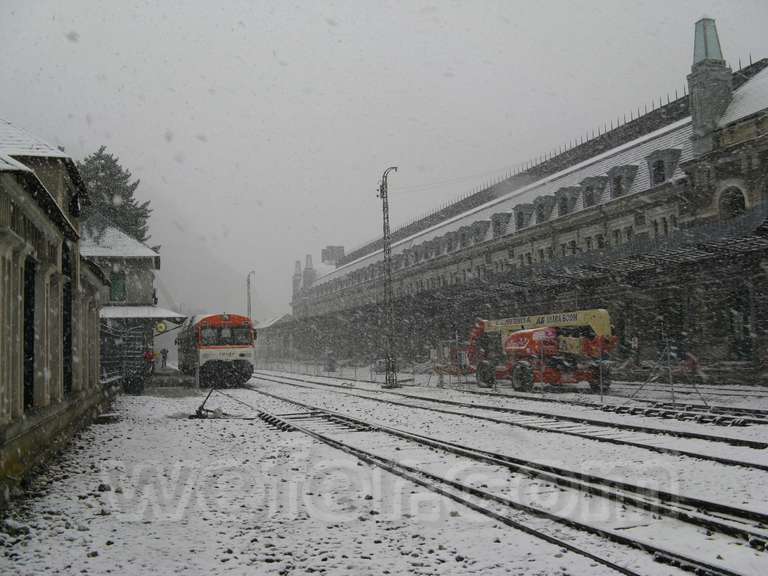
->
[246, 270, 256, 322]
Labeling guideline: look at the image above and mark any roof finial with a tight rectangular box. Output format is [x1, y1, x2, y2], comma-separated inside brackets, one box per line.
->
[693, 17, 724, 64]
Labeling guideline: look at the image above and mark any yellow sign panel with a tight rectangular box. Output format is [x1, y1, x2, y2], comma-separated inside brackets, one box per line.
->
[485, 309, 612, 338]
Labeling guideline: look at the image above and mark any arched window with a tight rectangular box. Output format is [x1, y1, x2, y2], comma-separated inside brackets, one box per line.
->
[719, 187, 746, 219]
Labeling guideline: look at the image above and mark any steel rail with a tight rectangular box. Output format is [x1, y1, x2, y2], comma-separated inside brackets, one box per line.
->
[253, 372, 768, 448]
[246, 385, 768, 546]
[609, 382, 768, 400]
[252, 372, 768, 472]
[227, 388, 754, 576]
[260, 368, 768, 420]
[450, 386, 768, 425]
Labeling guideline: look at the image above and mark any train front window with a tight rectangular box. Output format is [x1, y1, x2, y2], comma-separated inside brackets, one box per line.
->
[199, 326, 252, 346]
[200, 328, 217, 345]
[232, 327, 252, 345]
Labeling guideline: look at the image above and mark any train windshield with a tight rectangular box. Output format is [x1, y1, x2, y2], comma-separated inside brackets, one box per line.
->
[199, 326, 252, 346]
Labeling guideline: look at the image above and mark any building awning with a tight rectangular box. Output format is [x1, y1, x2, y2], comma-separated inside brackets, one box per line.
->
[100, 305, 186, 320]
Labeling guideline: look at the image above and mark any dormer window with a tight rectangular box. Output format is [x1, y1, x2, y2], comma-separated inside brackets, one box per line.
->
[612, 175, 624, 198]
[516, 211, 526, 229]
[583, 186, 596, 207]
[607, 165, 638, 199]
[646, 149, 681, 189]
[558, 196, 569, 216]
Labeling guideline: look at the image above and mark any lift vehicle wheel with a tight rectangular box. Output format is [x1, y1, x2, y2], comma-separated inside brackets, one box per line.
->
[475, 361, 495, 388]
[512, 363, 534, 392]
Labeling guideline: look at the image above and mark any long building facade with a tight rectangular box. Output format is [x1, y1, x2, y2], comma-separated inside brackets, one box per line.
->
[278, 19, 768, 381]
[0, 120, 109, 504]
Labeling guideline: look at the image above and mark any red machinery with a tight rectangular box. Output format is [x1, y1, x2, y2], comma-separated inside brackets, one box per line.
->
[468, 309, 616, 391]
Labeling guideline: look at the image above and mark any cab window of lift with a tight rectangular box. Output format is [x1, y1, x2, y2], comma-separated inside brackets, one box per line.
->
[557, 326, 596, 338]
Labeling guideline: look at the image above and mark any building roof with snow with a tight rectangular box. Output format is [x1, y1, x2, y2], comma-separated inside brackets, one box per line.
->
[0, 151, 79, 241]
[308, 58, 768, 290]
[0, 117, 88, 199]
[719, 66, 768, 126]
[100, 305, 185, 320]
[0, 153, 32, 172]
[313, 118, 694, 287]
[0, 118, 70, 158]
[80, 213, 159, 259]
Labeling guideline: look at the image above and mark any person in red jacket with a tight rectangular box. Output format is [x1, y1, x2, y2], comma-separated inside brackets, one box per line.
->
[143, 348, 156, 374]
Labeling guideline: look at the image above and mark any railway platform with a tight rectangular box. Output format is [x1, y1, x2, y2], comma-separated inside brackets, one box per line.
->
[145, 366, 196, 388]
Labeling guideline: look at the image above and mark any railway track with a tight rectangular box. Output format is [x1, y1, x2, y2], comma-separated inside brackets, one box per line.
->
[646, 402, 768, 421]
[213, 386, 767, 576]
[263, 368, 768, 425]
[252, 371, 768, 472]
[609, 382, 768, 401]
[452, 385, 768, 426]
[447, 383, 768, 425]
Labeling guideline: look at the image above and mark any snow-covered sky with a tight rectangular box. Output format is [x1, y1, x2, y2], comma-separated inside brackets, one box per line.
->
[1, 1, 766, 319]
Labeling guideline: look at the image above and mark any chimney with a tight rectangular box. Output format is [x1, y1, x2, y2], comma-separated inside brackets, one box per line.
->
[687, 17, 732, 156]
[292, 260, 302, 297]
[321, 245, 345, 266]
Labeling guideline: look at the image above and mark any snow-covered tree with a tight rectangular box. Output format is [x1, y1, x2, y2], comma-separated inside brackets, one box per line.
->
[78, 146, 152, 242]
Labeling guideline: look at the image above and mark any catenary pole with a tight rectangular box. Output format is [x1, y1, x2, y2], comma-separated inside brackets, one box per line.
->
[378, 166, 399, 389]
[247, 270, 255, 322]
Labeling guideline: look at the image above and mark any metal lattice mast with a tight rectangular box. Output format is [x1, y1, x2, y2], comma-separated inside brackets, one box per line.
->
[378, 166, 399, 388]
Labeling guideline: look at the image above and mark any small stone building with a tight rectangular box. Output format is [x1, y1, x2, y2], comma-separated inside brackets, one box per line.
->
[80, 213, 184, 378]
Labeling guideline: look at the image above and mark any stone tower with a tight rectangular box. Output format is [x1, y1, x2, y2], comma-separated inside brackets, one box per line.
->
[687, 17, 733, 156]
[302, 254, 316, 291]
[292, 260, 302, 297]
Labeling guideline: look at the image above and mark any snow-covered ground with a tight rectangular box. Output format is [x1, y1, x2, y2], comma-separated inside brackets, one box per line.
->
[1, 389, 636, 575]
[246, 375, 768, 516]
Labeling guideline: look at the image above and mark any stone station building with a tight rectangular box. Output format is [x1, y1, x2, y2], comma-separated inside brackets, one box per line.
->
[278, 19, 768, 382]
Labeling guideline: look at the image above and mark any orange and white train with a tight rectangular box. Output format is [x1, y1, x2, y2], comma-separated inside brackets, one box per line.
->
[176, 313, 256, 387]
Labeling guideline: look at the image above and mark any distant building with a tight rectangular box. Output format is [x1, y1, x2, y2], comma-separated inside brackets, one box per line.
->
[283, 19, 768, 380]
[0, 119, 109, 503]
[80, 213, 184, 378]
[254, 313, 294, 361]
